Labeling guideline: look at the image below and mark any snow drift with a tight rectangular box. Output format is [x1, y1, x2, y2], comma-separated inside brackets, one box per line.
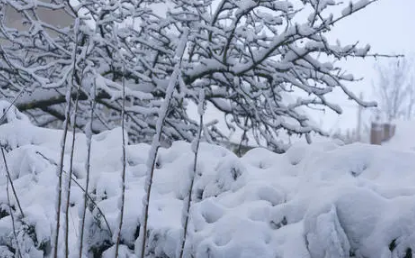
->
[1, 103, 415, 258]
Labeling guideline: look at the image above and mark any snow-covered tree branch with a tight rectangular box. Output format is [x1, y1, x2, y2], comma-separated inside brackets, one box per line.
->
[1, 0, 378, 150]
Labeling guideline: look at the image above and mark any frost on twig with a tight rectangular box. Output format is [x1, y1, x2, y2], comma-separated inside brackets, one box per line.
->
[52, 47, 78, 258]
[1, 148, 23, 258]
[139, 29, 189, 258]
[114, 46, 128, 258]
[78, 79, 97, 258]
[178, 89, 205, 258]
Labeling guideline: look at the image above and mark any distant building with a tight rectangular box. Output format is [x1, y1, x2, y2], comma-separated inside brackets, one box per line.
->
[369, 113, 396, 145]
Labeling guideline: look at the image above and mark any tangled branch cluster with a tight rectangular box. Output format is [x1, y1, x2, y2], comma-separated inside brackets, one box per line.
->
[0, 0, 377, 150]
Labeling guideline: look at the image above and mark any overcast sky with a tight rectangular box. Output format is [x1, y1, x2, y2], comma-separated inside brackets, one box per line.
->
[317, 0, 415, 132]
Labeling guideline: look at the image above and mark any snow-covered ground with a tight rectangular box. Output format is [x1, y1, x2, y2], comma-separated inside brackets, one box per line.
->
[1, 103, 415, 258]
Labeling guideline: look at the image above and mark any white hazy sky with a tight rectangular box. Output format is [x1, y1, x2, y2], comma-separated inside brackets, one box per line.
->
[317, 0, 415, 132]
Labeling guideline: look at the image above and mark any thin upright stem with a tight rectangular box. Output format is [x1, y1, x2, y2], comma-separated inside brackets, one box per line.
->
[114, 63, 127, 258]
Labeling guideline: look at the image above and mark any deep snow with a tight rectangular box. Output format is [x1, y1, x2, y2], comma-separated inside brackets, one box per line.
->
[1, 103, 415, 258]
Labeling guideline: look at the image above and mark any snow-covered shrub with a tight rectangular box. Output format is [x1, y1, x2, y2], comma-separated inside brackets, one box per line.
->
[1, 108, 415, 257]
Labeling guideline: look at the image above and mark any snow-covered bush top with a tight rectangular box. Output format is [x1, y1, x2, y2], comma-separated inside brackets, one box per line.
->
[1, 110, 415, 258]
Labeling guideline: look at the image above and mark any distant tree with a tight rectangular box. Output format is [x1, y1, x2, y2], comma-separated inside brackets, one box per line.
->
[0, 0, 382, 151]
[374, 57, 414, 121]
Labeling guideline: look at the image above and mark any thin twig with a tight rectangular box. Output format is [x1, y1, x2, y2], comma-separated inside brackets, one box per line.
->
[52, 76, 73, 258]
[78, 78, 97, 258]
[64, 86, 81, 258]
[64, 16, 82, 258]
[1, 148, 24, 217]
[114, 62, 127, 258]
[0, 86, 27, 125]
[1, 148, 23, 258]
[53, 17, 80, 258]
[178, 90, 205, 258]
[139, 30, 189, 258]
[35, 151, 113, 236]
[2, 158, 22, 258]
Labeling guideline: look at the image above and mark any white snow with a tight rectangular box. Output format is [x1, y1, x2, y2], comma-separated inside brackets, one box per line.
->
[383, 120, 415, 152]
[1, 105, 415, 257]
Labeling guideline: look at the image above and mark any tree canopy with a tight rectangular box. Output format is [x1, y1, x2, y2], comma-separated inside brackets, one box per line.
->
[0, 0, 379, 151]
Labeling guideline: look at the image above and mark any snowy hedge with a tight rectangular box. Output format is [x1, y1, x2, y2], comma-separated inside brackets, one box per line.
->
[1, 104, 415, 258]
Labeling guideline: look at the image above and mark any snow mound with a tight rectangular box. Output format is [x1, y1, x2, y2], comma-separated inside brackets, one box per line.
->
[1, 111, 415, 258]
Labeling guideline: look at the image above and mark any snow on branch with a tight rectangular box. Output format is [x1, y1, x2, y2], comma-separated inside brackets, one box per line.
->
[0, 0, 390, 151]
